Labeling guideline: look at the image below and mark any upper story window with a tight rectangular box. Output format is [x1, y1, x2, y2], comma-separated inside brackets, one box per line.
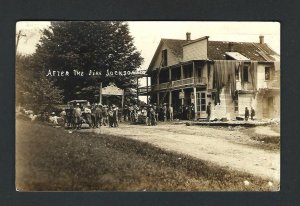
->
[243, 66, 249, 82]
[162, 49, 168, 67]
[265, 67, 271, 80]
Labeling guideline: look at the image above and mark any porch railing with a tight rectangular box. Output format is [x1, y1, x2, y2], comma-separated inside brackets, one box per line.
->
[153, 77, 207, 91]
[172, 77, 194, 88]
[138, 86, 152, 95]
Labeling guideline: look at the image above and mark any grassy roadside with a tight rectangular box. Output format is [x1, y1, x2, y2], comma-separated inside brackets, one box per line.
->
[240, 125, 280, 151]
[16, 117, 279, 191]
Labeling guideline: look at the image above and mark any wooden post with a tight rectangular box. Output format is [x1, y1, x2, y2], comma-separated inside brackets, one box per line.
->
[192, 61, 195, 84]
[99, 82, 102, 104]
[169, 68, 172, 106]
[193, 87, 197, 120]
[157, 68, 160, 105]
[146, 76, 149, 104]
[181, 89, 184, 107]
[122, 91, 124, 109]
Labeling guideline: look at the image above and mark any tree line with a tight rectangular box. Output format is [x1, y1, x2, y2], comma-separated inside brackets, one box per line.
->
[16, 21, 143, 112]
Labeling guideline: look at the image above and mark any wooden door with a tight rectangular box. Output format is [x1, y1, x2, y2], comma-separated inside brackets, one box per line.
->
[196, 91, 207, 118]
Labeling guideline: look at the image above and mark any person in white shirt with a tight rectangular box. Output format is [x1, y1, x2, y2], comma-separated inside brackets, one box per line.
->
[73, 103, 82, 129]
[84, 106, 92, 127]
[168, 104, 174, 121]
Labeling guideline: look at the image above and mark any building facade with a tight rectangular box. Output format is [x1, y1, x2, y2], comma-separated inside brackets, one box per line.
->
[145, 33, 280, 120]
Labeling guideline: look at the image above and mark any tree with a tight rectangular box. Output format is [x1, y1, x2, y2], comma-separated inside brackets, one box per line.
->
[33, 21, 143, 103]
[16, 54, 63, 112]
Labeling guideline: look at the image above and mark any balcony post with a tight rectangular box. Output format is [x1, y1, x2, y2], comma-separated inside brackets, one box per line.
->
[169, 91, 172, 107]
[146, 76, 149, 104]
[169, 68, 172, 81]
[192, 61, 195, 85]
[193, 87, 197, 120]
[181, 89, 184, 107]
[157, 92, 160, 105]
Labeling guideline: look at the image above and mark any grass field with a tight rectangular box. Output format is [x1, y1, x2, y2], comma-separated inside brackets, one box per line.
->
[16, 117, 279, 191]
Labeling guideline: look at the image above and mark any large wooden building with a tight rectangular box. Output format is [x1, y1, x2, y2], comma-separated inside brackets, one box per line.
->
[142, 33, 280, 120]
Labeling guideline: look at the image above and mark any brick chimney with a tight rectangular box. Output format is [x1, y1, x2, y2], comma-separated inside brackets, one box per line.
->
[259, 35, 264, 44]
[186, 32, 191, 41]
[228, 42, 234, 52]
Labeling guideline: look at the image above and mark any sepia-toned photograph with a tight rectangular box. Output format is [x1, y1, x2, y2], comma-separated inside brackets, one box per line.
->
[15, 21, 280, 191]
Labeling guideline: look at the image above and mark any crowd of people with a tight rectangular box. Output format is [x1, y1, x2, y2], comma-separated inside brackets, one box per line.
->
[61, 103, 120, 129]
[58, 102, 178, 129]
[17, 101, 256, 129]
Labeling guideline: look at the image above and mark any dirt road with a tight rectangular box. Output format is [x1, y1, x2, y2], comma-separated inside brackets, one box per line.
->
[83, 123, 280, 182]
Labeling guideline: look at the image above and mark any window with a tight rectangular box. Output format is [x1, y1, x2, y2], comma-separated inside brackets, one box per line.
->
[243, 66, 249, 82]
[184, 67, 192, 78]
[265, 67, 271, 80]
[162, 49, 168, 67]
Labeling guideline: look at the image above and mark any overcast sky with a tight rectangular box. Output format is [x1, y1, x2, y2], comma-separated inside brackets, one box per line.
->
[16, 21, 280, 71]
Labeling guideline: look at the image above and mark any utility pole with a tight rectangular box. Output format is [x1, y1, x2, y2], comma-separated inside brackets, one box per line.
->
[16, 30, 26, 52]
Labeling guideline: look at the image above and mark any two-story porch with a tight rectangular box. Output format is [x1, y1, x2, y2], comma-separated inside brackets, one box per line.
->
[149, 60, 212, 119]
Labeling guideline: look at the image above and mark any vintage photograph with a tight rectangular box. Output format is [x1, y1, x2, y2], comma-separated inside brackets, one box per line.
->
[16, 21, 280, 191]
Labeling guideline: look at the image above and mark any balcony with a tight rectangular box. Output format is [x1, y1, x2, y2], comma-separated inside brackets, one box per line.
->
[172, 78, 194, 88]
[153, 77, 207, 91]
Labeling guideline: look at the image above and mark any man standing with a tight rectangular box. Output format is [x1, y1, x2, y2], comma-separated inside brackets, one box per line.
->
[153, 103, 158, 122]
[102, 105, 108, 126]
[129, 104, 134, 122]
[113, 105, 119, 127]
[84, 105, 92, 127]
[245, 107, 250, 121]
[191, 103, 195, 120]
[163, 103, 167, 122]
[73, 103, 82, 129]
[168, 104, 173, 121]
[108, 106, 114, 127]
[150, 105, 157, 125]
[60, 109, 67, 126]
[91, 103, 96, 128]
[206, 102, 211, 122]
[94, 104, 102, 128]
[250, 107, 255, 120]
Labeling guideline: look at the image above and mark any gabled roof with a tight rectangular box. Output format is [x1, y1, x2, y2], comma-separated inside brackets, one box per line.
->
[163, 38, 188, 59]
[147, 37, 279, 72]
[147, 38, 188, 71]
[208, 41, 279, 61]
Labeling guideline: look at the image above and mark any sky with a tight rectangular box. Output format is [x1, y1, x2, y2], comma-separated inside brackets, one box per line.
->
[16, 21, 280, 101]
[16, 21, 280, 70]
